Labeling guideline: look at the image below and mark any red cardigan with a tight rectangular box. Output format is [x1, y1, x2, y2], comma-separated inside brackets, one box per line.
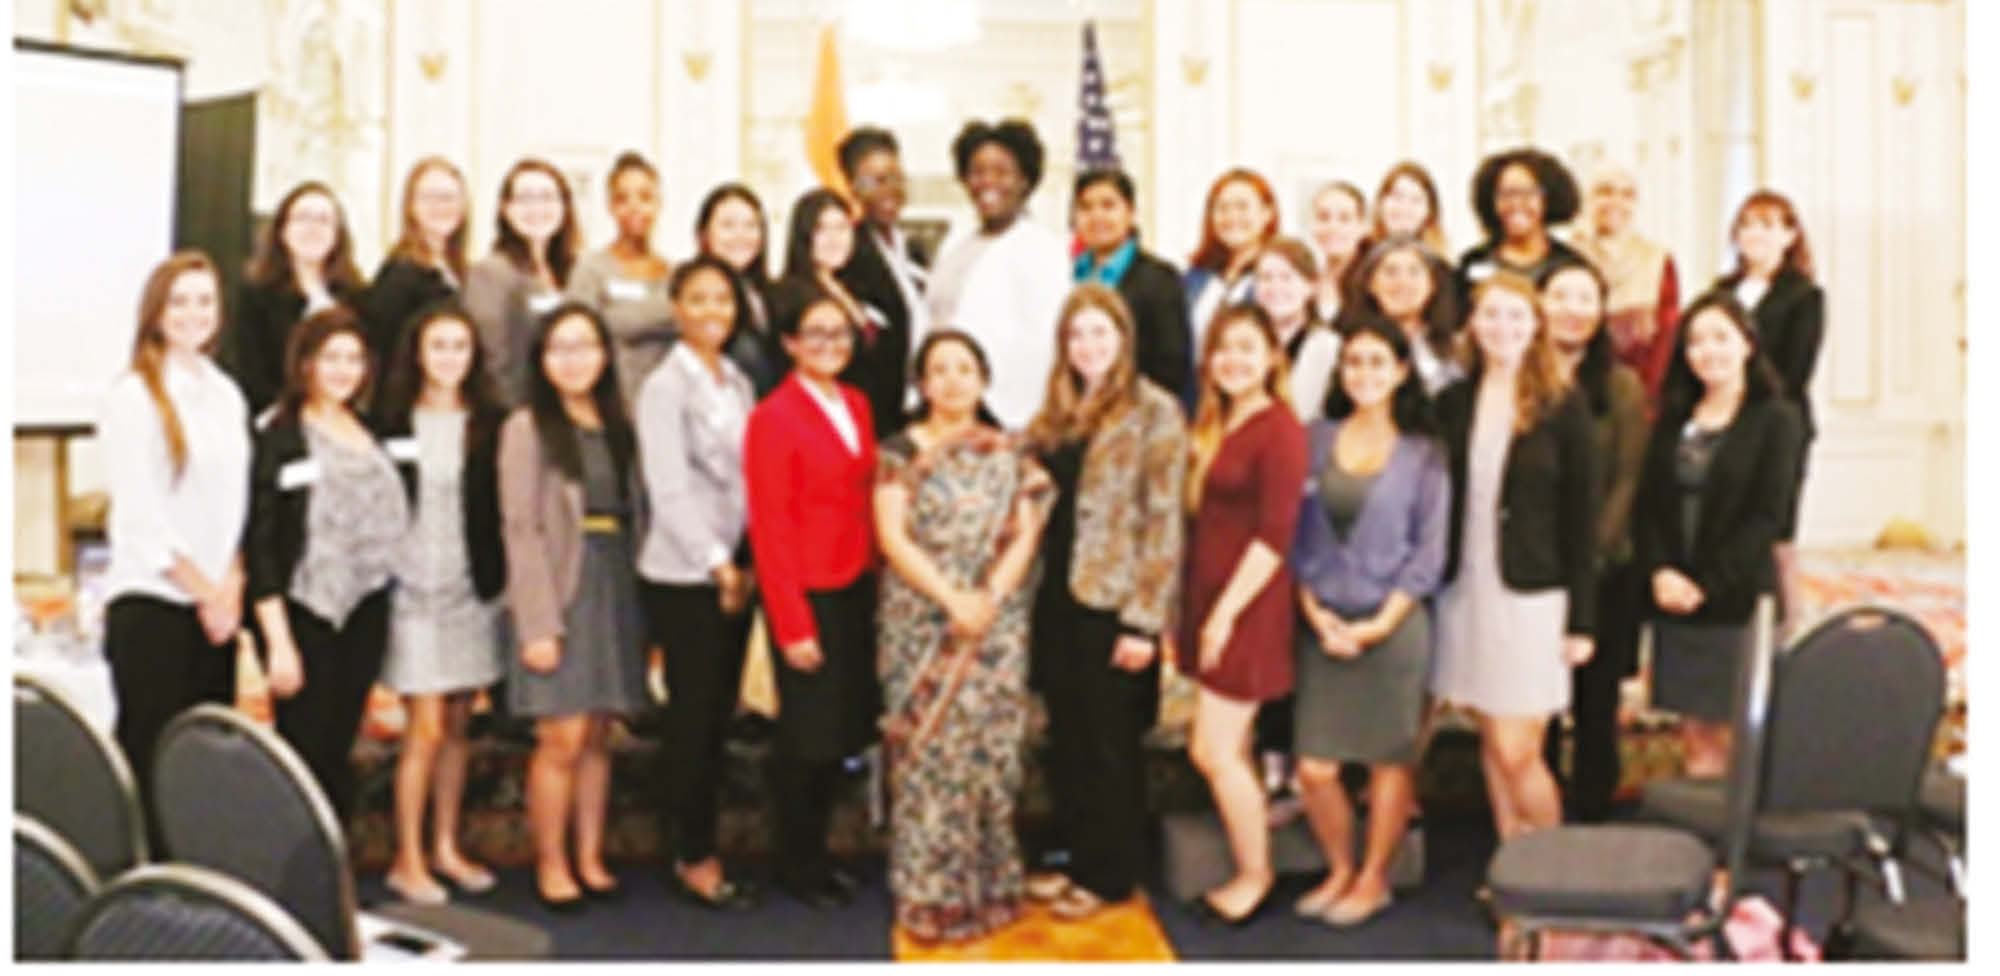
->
[744, 374, 878, 646]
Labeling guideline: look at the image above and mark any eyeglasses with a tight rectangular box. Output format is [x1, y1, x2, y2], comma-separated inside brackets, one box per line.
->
[511, 190, 563, 205]
[1496, 186, 1544, 203]
[547, 340, 602, 357]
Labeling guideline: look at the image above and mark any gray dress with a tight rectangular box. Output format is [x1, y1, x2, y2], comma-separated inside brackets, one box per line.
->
[1651, 422, 1746, 722]
[1430, 392, 1571, 718]
[1294, 459, 1433, 764]
[567, 248, 675, 405]
[382, 408, 505, 695]
[506, 428, 649, 717]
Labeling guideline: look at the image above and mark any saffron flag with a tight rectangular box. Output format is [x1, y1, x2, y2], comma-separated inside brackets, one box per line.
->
[804, 23, 851, 198]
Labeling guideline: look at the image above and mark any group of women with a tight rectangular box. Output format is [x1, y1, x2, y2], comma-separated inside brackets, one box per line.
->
[96, 115, 1824, 944]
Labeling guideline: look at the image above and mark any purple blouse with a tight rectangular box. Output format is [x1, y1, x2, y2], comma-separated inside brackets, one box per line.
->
[1290, 419, 1451, 616]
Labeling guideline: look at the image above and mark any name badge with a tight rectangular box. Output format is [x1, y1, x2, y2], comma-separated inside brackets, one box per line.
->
[527, 291, 562, 315]
[384, 436, 420, 462]
[277, 457, 321, 491]
[606, 278, 649, 302]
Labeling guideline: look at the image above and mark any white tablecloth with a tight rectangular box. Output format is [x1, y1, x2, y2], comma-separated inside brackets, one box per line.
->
[16, 653, 118, 734]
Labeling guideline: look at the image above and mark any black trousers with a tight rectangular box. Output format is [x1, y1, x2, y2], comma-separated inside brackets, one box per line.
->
[105, 594, 239, 853]
[1035, 597, 1159, 901]
[769, 577, 879, 874]
[1548, 561, 1643, 822]
[641, 580, 752, 864]
[271, 589, 390, 821]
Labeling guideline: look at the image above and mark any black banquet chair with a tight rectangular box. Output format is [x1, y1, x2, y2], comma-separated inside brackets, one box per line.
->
[67, 863, 328, 961]
[150, 703, 551, 960]
[1636, 606, 1947, 956]
[1483, 596, 1782, 959]
[15, 814, 100, 960]
[13, 673, 149, 881]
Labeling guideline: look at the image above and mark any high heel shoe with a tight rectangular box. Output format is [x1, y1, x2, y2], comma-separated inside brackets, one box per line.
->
[671, 871, 759, 911]
[536, 888, 587, 915]
[1187, 886, 1275, 928]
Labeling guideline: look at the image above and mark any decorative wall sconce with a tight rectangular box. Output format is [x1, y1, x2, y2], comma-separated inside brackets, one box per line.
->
[1892, 75, 1918, 106]
[1428, 61, 1454, 92]
[684, 50, 713, 82]
[1790, 71, 1817, 101]
[417, 49, 447, 81]
[1181, 52, 1210, 86]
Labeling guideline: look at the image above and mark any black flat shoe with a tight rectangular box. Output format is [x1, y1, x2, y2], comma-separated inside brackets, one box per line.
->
[537, 889, 587, 915]
[779, 871, 851, 910]
[581, 879, 626, 903]
[826, 862, 860, 896]
[671, 872, 760, 911]
[1187, 888, 1274, 928]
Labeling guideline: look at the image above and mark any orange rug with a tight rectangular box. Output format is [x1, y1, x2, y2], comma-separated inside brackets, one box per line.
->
[892, 892, 1177, 962]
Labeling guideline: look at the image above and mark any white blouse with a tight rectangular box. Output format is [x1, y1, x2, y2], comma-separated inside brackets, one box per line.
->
[97, 357, 251, 606]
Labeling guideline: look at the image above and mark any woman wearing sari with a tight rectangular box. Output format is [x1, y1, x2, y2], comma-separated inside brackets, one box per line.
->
[874, 329, 1053, 942]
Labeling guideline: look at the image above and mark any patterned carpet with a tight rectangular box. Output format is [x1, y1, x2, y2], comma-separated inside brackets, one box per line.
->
[892, 893, 1176, 962]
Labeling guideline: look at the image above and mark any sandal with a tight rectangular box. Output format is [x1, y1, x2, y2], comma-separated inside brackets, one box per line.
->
[1025, 871, 1072, 902]
[1049, 885, 1107, 921]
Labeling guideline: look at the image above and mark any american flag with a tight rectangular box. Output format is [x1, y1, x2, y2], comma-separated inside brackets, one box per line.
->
[1076, 20, 1120, 170]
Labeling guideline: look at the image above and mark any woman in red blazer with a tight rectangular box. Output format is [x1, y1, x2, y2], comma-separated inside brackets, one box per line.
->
[743, 285, 879, 909]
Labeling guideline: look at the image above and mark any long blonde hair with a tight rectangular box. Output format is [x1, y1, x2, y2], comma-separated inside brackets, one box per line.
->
[1461, 271, 1572, 433]
[1186, 303, 1291, 512]
[131, 251, 224, 480]
[1024, 283, 1142, 451]
[389, 156, 470, 280]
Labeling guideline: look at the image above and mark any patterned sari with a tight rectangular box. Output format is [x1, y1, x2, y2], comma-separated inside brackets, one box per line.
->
[876, 426, 1053, 942]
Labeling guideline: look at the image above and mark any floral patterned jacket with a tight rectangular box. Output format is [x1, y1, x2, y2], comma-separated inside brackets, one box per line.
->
[1066, 379, 1188, 636]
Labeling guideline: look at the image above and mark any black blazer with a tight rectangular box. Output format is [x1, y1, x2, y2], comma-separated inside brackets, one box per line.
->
[1713, 267, 1824, 438]
[364, 256, 457, 367]
[246, 411, 418, 605]
[836, 226, 929, 436]
[224, 280, 366, 418]
[1117, 249, 1194, 403]
[723, 271, 786, 398]
[1436, 378, 1600, 636]
[372, 405, 508, 601]
[1454, 236, 1587, 318]
[1632, 397, 1804, 625]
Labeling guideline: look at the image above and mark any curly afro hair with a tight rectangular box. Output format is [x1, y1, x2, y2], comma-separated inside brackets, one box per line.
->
[950, 118, 1045, 193]
[1469, 147, 1580, 242]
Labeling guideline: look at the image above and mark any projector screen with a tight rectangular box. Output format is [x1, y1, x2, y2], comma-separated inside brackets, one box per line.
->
[13, 42, 183, 430]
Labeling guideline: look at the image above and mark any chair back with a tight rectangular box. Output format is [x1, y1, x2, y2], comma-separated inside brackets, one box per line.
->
[12, 674, 148, 879]
[67, 863, 328, 961]
[14, 815, 100, 960]
[150, 704, 358, 959]
[1761, 607, 1945, 815]
[1718, 596, 1781, 890]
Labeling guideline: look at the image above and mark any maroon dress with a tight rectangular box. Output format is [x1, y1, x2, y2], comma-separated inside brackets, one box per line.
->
[1176, 404, 1309, 701]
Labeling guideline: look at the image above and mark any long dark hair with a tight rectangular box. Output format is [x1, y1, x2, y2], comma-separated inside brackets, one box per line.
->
[695, 182, 770, 287]
[245, 181, 365, 295]
[1537, 257, 1615, 416]
[523, 302, 637, 493]
[782, 187, 855, 281]
[1341, 234, 1454, 354]
[373, 299, 504, 448]
[908, 328, 1001, 427]
[1657, 291, 1786, 426]
[274, 306, 373, 427]
[1322, 312, 1436, 435]
[494, 158, 580, 286]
